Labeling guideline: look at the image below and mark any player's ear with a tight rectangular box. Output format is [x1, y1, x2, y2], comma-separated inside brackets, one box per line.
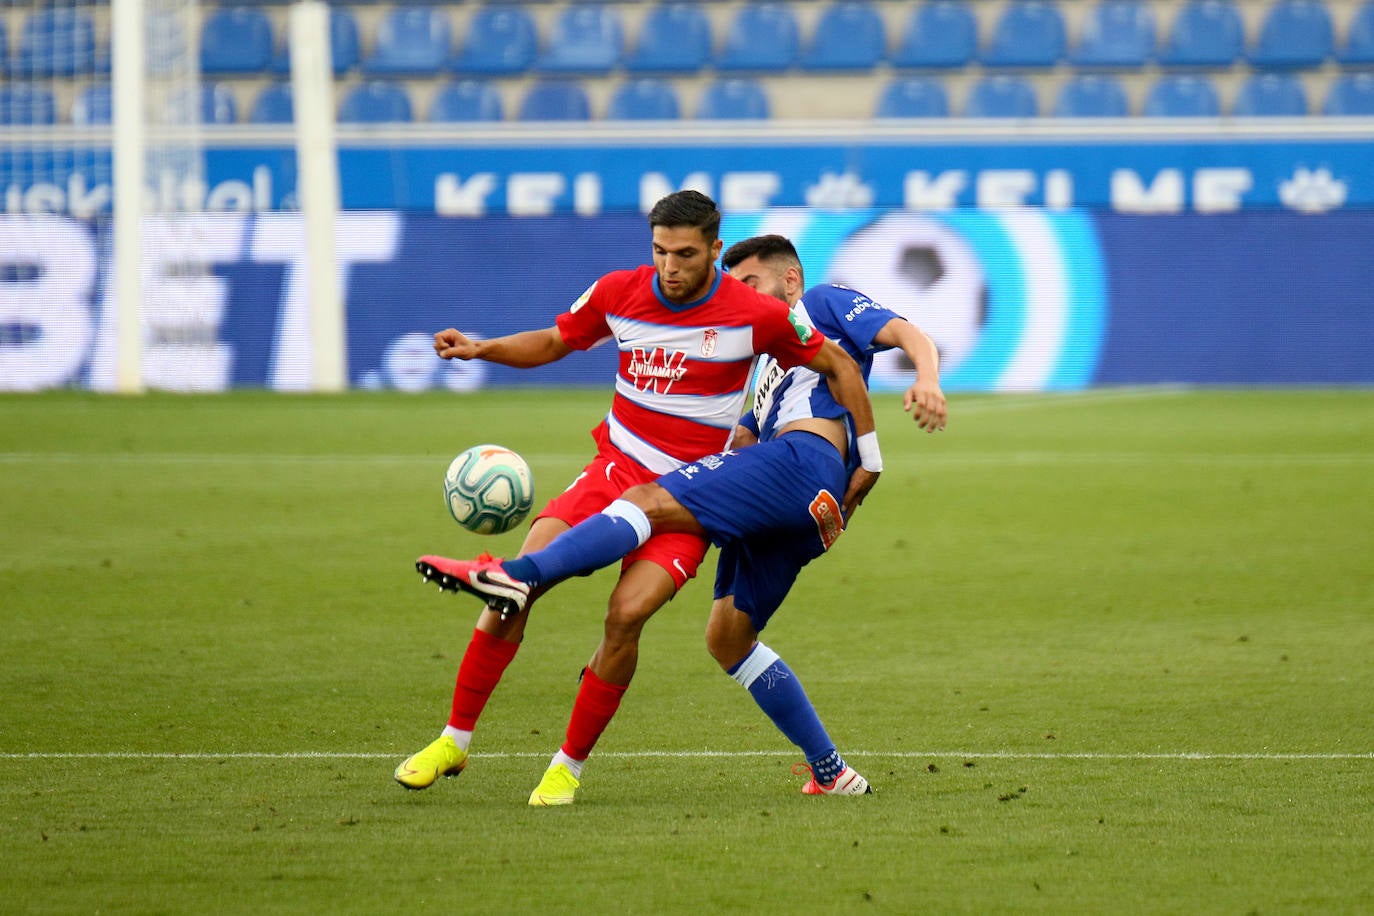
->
[710, 237, 724, 261]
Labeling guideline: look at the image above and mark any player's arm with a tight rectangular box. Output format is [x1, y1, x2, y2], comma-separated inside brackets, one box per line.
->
[434, 326, 573, 368]
[804, 337, 882, 517]
[874, 318, 947, 433]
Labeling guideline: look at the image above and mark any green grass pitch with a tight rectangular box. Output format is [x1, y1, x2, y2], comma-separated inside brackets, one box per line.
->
[2, 388, 1371, 914]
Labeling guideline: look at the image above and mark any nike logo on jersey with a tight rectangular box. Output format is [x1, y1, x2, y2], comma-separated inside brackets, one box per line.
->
[628, 347, 688, 394]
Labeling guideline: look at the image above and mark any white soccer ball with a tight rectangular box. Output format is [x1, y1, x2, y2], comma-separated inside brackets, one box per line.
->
[443, 445, 534, 535]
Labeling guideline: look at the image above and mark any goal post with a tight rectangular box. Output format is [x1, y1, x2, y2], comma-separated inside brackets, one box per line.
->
[289, 0, 344, 393]
[111, 0, 145, 394]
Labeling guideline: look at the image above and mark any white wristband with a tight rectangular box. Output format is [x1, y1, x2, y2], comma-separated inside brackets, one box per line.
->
[857, 431, 883, 473]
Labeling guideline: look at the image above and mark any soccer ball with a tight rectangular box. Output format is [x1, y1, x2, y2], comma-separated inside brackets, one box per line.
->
[443, 445, 534, 535]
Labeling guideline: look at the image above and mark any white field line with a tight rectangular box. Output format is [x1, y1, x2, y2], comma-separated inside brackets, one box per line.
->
[1, 751, 1370, 761]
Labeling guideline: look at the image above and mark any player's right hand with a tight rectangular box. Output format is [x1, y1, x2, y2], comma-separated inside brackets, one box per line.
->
[434, 328, 478, 361]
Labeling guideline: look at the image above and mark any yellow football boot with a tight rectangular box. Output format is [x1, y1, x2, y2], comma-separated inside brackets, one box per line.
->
[394, 735, 467, 790]
[528, 763, 580, 807]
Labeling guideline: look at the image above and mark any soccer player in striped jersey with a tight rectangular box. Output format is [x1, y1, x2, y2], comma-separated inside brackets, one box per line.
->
[419, 234, 946, 802]
[394, 194, 880, 798]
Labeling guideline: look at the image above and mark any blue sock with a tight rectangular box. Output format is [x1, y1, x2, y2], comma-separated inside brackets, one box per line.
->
[501, 499, 651, 588]
[729, 643, 842, 778]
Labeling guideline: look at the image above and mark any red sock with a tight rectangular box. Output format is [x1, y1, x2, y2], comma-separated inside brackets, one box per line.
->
[561, 668, 628, 761]
[447, 628, 520, 731]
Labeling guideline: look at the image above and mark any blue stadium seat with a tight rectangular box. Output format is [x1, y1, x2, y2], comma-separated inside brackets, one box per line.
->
[981, 0, 1066, 68]
[430, 80, 504, 122]
[625, 3, 712, 74]
[1323, 73, 1374, 115]
[339, 81, 414, 123]
[71, 83, 111, 126]
[1158, 0, 1244, 68]
[1232, 73, 1308, 116]
[964, 75, 1039, 117]
[200, 84, 239, 125]
[0, 22, 7, 77]
[10, 9, 102, 78]
[696, 78, 771, 119]
[1052, 74, 1130, 116]
[1336, 0, 1374, 65]
[874, 77, 949, 117]
[537, 3, 624, 74]
[891, 1, 978, 69]
[362, 6, 452, 76]
[607, 78, 681, 120]
[1249, 0, 1333, 69]
[715, 2, 800, 71]
[451, 5, 537, 75]
[249, 82, 294, 124]
[200, 7, 273, 75]
[518, 79, 592, 121]
[272, 7, 360, 75]
[1142, 74, 1221, 116]
[1070, 0, 1156, 68]
[799, 1, 886, 71]
[0, 84, 56, 125]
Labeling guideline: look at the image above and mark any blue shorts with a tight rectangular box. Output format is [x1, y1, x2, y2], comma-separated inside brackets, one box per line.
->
[658, 432, 848, 629]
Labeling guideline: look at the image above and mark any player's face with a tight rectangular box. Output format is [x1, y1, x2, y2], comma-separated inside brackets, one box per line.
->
[652, 225, 722, 303]
[725, 254, 791, 305]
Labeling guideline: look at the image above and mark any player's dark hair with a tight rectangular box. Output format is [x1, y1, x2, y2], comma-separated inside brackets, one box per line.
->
[721, 234, 806, 286]
[648, 190, 721, 243]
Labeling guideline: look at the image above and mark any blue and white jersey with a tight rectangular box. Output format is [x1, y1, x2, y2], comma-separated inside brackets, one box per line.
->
[744, 283, 903, 473]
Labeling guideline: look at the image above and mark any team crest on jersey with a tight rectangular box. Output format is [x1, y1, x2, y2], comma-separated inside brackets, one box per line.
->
[628, 347, 688, 393]
[701, 328, 718, 358]
[809, 489, 845, 551]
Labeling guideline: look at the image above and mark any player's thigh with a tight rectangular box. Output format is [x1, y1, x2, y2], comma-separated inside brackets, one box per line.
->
[604, 559, 678, 629]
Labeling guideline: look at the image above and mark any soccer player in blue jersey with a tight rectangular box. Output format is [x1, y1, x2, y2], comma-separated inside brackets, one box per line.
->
[420, 234, 946, 803]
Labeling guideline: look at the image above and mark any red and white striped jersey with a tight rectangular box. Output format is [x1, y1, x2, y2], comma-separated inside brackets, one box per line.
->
[556, 265, 824, 475]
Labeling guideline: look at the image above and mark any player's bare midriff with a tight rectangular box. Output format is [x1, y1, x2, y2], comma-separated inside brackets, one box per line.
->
[776, 417, 849, 460]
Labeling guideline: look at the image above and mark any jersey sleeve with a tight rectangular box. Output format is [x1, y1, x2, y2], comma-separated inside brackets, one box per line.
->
[752, 296, 826, 370]
[554, 277, 615, 351]
[803, 284, 903, 354]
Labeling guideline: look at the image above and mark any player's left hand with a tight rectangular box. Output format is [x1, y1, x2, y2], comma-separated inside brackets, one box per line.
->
[905, 380, 947, 433]
[842, 467, 881, 519]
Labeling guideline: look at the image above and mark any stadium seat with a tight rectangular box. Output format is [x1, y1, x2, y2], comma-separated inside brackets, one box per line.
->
[272, 7, 360, 75]
[1052, 74, 1130, 117]
[1142, 74, 1221, 116]
[537, 3, 624, 74]
[249, 82, 294, 124]
[1070, 0, 1156, 68]
[1336, 0, 1374, 65]
[517, 79, 592, 121]
[339, 81, 414, 123]
[799, 1, 886, 71]
[362, 6, 453, 76]
[964, 75, 1039, 117]
[890, 0, 978, 69]
[874, 77, 949, 117]
[10, 9, 102, 78]
[451, 5, 537, 75]
[200, 7, 273, 75]
[200, 84, 239, 125]
[696, 78, 771, 119]
[0, 23, 7, 77]
[715, 2, 800, 71]
[71, 82, 111, 126]
[625, 2, 712, 74]
[980, 0, 1066, 68]
[1248, 0, 1333, 69]
[429, 79, 504, 122]
[1232, 73, 1308, 116]
[1323, 73, 1374, 115]
[606, 78, 681, 120]
[1157, 0, 1244, 68]
[0, 84, 55, 125]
